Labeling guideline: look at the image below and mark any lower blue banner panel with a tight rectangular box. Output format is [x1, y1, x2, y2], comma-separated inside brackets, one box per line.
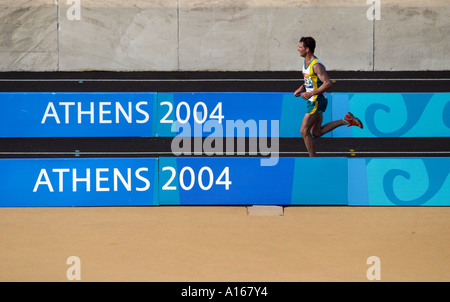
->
[348, 157, 450, 206]
[158, 157, 348, 205]
[0, 158, 159, 207]
[1, 157, 448, 207]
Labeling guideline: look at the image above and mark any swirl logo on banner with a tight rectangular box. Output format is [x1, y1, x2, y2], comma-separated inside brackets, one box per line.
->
[349, 158, 450, 206]
[332, 93, 450, 137]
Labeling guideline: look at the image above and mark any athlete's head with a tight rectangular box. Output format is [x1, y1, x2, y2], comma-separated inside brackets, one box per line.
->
[298, 36, 316, 57]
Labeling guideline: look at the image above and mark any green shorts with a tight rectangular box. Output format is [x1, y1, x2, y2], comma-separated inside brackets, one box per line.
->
[306, 96, 328, 114]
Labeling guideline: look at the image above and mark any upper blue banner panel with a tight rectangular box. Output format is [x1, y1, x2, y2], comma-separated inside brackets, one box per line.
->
[156, 92, 331, 137]
[2, 92, 447, 138]
[0, 92, 157, 137]
[332, 93, 450, 137]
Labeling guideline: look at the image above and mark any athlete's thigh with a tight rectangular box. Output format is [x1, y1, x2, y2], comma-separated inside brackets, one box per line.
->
[310, 113, 323, 137]
[301, 112, 321, 133]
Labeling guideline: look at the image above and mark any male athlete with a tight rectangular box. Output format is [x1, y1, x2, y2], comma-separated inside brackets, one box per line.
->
[294, 36, 363, 157]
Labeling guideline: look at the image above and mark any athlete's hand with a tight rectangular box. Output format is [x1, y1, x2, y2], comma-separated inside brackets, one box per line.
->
[294, 85, 305, 97]
[301, 91, 313, 100]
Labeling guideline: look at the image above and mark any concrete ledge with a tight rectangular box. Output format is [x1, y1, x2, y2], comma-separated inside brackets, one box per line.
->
[246, 205, 284, 216]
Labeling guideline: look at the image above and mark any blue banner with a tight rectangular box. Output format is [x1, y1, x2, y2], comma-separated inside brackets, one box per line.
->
[0, 158, 158, 206]
[0, 92, 157, 137]
[332, 93, 450, 137]
[1, 92, 448, 138]
[348, 157, 450, 206]
[1, 156, 447, 207]
[156, 93, 332, 137]
[158, 157, 347, 205]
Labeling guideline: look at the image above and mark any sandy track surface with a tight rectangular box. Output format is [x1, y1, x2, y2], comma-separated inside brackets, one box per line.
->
[1, 206, 449, 282]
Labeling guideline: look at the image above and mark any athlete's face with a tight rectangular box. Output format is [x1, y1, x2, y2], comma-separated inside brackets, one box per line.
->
[298, 42, 307, 57]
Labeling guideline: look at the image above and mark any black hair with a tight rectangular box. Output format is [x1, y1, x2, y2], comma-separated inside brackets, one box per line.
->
[299, 36, 316, 53]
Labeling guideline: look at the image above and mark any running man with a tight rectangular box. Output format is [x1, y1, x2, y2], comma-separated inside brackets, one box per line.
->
[294, 36, 363, 157]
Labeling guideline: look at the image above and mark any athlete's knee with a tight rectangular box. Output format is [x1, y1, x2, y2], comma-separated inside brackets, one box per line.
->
[300, 128, 310, 138]
[312, 130, 323, 138]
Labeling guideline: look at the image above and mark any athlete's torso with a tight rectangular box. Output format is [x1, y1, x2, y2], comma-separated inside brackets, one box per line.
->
[302, 57, 327, 101]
